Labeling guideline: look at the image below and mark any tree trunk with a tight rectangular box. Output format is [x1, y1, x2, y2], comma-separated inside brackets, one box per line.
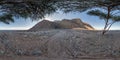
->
[107, 21, 115, 31]
[102, 7, 111, 35]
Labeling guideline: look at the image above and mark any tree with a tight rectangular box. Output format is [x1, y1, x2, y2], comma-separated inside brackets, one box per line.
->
[56, 0, 92, 13]
[0, 0, 58, 24]
[58, 0, 120, 34]
[0, 0, 81, 24]
[0, 0, 120, 34]
[87, 0, 120, 34]
[87, 9, 120, 34]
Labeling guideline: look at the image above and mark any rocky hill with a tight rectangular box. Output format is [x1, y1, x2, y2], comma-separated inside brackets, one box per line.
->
[29, 18, 94, 31]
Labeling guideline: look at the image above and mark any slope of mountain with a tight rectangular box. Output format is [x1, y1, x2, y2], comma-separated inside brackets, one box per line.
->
[29, 18, 94, 31]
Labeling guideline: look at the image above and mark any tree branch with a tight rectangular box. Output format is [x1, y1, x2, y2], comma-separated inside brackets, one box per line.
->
[0, 1, 26, 5]
[107, 21, 116, 31]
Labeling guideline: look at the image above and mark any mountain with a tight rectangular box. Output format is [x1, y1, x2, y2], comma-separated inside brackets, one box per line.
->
[29, 18, 94, 31]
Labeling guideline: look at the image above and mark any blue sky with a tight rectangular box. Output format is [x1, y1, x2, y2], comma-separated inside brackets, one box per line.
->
[0, 12, 120, 30]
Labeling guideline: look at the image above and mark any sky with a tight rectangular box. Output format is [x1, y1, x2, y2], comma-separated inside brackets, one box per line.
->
[0, 11, 120, 30]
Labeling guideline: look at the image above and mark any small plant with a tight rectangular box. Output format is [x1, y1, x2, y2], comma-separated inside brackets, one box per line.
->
[0, 33, 14, 55]
[63, 39, 82, 58]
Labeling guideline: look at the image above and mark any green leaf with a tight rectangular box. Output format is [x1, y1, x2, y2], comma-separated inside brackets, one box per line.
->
[112, 16, 120, 21]
[87, 10, 107, 20]
[0, 13, 14, 24]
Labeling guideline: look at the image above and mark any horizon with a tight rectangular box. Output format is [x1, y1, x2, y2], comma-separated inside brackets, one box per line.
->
[0, 12, 120, 30]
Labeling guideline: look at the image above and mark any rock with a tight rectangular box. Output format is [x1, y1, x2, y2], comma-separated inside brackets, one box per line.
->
[15, 49, 25, 55]
[30, 20, 56, 31]
[83, 22, 94, 30]
[29, 18, 94, 31]
[23, 35, 28, 38]
[0, 50, 5, 55]
[31, 50, 42, 56]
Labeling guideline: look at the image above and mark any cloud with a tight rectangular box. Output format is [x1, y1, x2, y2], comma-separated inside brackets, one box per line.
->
[0, 27, 30, 30]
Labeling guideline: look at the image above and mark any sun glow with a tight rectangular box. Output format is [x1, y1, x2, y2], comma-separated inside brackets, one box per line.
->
[0, 27, 30, 30]
[43, 17, 54, 21]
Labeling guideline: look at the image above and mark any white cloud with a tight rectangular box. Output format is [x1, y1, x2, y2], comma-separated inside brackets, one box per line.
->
[0, 27, 30, 30]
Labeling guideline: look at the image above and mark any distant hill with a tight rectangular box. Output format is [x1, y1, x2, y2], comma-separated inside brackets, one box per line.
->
[29, 18, 94, 31]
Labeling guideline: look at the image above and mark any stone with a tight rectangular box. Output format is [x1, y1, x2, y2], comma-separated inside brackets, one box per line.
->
[29, 18, 94, 31]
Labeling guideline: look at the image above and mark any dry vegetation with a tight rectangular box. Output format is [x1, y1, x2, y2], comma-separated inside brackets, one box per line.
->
[0, 29, 120, 60]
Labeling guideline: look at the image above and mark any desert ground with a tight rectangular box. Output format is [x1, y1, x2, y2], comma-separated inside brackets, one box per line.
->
[0, 29, 120, 60]
[0, 56, 119, 60]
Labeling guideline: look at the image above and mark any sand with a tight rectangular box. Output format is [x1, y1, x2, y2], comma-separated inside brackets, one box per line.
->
[0, 29, 120, 60]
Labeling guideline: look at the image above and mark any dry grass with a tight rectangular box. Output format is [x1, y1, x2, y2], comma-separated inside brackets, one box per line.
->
[0, 29, 120, 59]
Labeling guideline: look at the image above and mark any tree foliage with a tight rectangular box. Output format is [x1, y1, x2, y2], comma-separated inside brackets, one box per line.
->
[0, 0, 120, 34]
[0, 0, 58, 24]
[56, 0, 92, 13]
[59, 0, 120, 34]
[87, 10, 120, 21]
[87, 9, 120, 31]
[87, 0, 120, 34]
[0, 13, 14, 24]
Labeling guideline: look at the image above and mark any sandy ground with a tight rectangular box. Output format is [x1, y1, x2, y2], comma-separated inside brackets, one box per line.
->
[0, 29, 120, 60]
[0, 56, 119, 60]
